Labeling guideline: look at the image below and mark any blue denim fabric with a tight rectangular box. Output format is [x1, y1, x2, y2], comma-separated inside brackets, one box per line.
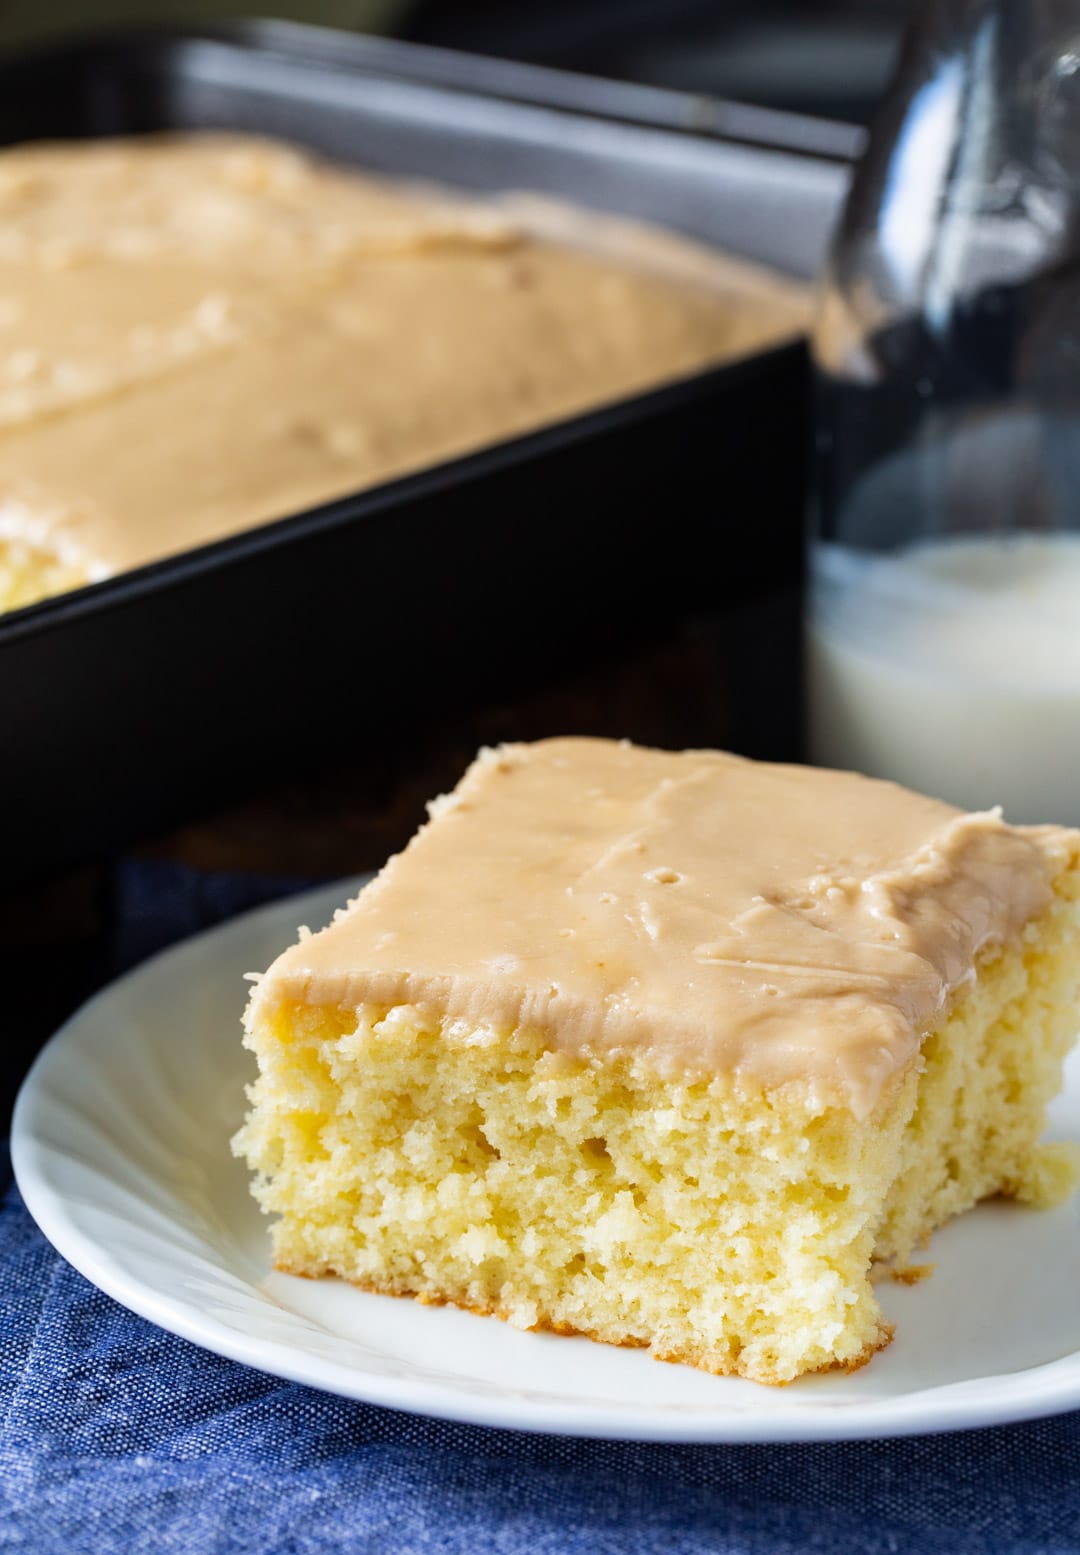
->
[2, 861, 1079, 1555]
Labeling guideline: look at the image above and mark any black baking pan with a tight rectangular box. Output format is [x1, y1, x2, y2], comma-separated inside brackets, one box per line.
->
[0, 23, 850, 891]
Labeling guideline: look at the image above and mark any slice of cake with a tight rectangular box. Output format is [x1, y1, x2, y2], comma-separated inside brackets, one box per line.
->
[234, 738, 1080, 1384]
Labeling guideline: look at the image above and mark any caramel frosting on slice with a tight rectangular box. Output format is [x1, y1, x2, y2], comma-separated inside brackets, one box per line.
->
[250, 738, 1077, 1116]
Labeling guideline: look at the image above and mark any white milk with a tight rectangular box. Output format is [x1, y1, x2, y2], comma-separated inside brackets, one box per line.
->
[807, 532, 1080, 823]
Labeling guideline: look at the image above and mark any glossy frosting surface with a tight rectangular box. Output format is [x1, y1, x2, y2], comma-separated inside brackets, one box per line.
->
[0, 134, 806, 583]
[253, 738, 1075, 1116]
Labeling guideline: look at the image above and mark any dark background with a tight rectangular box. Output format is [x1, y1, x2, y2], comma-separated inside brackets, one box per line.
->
[0, 1, 912, 124]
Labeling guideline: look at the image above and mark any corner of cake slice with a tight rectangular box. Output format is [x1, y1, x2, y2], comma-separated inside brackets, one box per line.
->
[233, 737, 1080, 1384]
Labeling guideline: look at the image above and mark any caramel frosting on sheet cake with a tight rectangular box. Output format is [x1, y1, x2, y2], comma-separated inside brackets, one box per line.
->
[250, 738, 1075, 1117]
[0, 134, 807, 593]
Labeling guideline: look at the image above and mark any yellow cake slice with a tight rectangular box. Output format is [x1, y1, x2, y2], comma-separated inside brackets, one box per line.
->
[233, 738, 1080, 1384]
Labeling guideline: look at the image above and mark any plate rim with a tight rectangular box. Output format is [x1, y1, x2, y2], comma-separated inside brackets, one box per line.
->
[11, 878, 1080, 1443]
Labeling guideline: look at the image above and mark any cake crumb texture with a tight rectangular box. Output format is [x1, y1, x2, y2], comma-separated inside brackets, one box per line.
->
[235, 859, 1080, 1384]
[0, 531, 93, 613]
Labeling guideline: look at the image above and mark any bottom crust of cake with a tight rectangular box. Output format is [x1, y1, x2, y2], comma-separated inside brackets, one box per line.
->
[237, 862, 1080, 1386]
[275, 1263, 896, 1384]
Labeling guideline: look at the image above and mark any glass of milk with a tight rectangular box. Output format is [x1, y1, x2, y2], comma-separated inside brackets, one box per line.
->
[807, 0, 1080, 823]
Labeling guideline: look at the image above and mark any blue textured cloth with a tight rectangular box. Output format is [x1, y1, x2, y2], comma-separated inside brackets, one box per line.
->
[3, 860, 1080, 1554]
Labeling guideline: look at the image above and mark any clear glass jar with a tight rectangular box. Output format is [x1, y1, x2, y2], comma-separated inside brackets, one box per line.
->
[806, 0, 1080, 823]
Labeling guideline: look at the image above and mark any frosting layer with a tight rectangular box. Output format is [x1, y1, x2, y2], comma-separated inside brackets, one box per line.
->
[0, 134, 806, 592]
[252, 739, 1077, 1116]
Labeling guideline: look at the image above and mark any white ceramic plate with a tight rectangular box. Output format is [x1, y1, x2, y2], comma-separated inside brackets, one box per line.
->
[12, 878, 1080, 1442]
